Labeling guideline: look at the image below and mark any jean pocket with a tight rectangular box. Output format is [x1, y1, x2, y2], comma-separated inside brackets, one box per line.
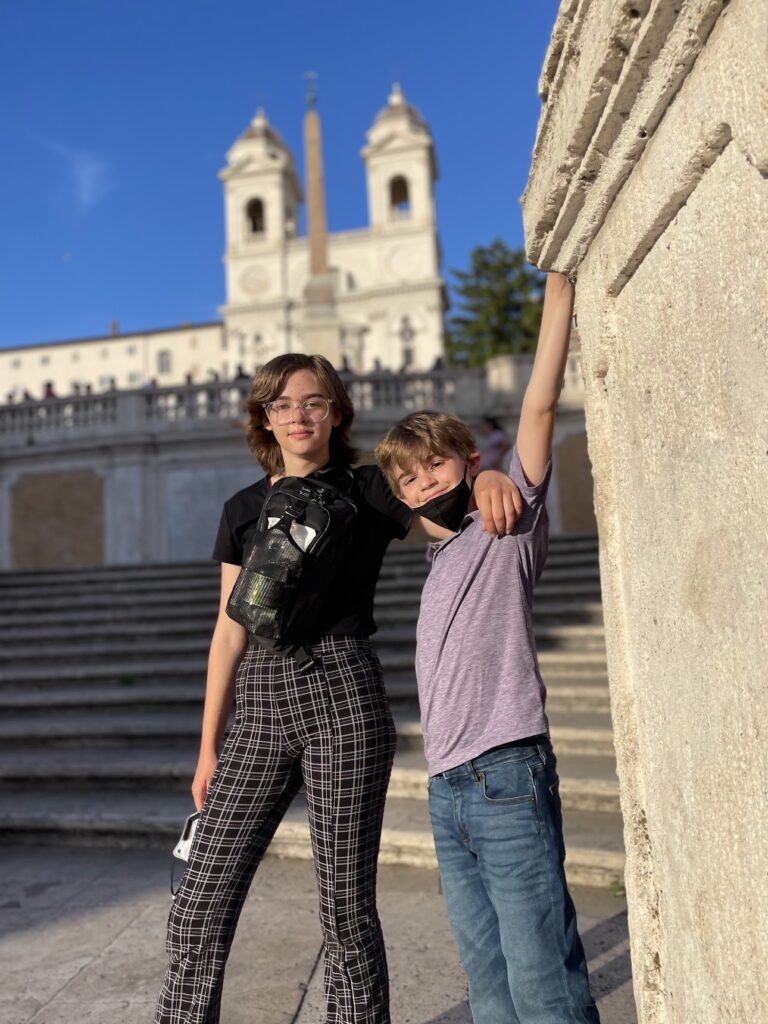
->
[479, 762, 537, 806]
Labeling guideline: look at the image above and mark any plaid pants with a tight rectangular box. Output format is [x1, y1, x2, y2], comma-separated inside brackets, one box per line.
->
[155, 636, 397, 1024]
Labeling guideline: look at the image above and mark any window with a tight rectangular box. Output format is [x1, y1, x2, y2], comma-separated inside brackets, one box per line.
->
[40, 355, 50, 365]
[157, 350, 172, 375]
[389, 176, 411, 220]
[71, 352, 80, 363]
[126, 345, 136, 356]
[128, 372, 142, 386]
[101, 348, 109, 359]
[246, 198, 265, 235]
[12, 358, 21, 368]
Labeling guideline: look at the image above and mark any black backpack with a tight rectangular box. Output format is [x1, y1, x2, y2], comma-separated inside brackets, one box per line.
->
[225, 467, 358, 668]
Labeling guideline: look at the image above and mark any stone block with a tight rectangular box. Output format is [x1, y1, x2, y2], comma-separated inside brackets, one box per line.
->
[11, 469, 103, 569]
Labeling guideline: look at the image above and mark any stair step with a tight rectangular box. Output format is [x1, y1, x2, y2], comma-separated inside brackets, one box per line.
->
[0, 543, 597, 588]
[0, 742, 620, 814]
[0, 617, 606, 644]
[0, 647, 608, 687]
[0, 789, 623, 889]
[0, 681, 610, 718]
[0, 705, 615, 757]
[0, 596, 606, 629]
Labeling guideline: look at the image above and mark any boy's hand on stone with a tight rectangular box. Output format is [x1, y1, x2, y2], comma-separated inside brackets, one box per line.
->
[474, 471, 523, 535]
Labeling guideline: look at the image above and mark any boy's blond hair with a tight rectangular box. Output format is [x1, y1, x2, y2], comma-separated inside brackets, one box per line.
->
[375, 411, 476, 494]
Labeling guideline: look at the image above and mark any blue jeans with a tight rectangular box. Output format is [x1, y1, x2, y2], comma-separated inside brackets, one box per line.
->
[428, 739, 600, 1024]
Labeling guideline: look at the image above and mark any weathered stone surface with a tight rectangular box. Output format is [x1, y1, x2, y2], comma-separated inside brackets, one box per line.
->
[11, 469, 104, 568]
[523, 2, 768, 1022]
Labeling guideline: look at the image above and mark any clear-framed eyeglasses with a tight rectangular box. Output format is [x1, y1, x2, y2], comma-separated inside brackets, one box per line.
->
[264, 397, 334, 425]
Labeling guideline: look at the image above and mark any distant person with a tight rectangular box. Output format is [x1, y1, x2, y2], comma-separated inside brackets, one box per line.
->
[23, 389, 35, 402]
[72, 383, 82, 396]
[233, 363, 249, 382]
[376, 274, 600, 1023]
[84, 383, 93, 395]
[477, 415, 510, 471]
[43, 381, 57, 400]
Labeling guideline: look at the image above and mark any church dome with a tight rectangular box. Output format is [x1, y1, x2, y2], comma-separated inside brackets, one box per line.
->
[221, 107, 298, 179]
[367, 84, 431, 141]
[238, 108, 291, 153]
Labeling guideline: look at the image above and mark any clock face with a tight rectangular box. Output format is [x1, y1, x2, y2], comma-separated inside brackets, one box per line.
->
[384, 244, 419, 280]
[239, 265, 271, 296]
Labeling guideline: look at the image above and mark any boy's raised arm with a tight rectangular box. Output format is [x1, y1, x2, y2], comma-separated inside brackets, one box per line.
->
[516, 272, 575, 487]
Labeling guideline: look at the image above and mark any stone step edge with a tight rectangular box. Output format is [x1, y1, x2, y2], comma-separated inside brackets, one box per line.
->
[0, 683, 610, 711]
[0, 765, 620, 814]
[0, 622, 607, 642]
[0, 816, 624, 889]
[0, 650, 609, 679]
[0, 724, 616, 759]
[0, 560, 598, 593]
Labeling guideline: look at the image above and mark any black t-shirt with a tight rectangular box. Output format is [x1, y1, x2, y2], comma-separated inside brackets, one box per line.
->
[212, 464, 412, 637]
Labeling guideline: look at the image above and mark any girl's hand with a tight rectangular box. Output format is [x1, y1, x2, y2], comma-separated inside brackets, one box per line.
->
[474, 471, 523, 535]
[191, 750, 219, 811]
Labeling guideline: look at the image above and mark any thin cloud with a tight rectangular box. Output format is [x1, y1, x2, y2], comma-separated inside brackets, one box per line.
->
[34, 135, 113, 213]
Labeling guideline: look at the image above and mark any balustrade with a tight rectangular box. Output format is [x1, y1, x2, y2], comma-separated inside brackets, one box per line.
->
[0, 360, 583, 448]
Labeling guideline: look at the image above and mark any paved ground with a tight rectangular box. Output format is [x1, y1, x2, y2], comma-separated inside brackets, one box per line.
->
[0, 846, 635, 1024]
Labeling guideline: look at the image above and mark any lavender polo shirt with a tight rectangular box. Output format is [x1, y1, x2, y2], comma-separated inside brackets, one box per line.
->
[415, 446, 552, 776]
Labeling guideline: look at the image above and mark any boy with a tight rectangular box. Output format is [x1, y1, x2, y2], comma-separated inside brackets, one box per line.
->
[375, 273, 600, 1023]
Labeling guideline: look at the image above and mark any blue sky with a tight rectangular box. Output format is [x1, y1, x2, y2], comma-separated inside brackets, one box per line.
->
[0, 0, 560, 350]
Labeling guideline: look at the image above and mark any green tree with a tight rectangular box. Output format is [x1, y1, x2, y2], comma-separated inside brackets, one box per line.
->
[445, 239, 544, 367]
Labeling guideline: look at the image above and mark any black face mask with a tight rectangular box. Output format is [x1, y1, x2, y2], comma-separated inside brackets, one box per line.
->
[416, 471, 473, 533]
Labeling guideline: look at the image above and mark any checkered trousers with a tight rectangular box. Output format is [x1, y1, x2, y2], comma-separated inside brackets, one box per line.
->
[155, 635, 397, 1024]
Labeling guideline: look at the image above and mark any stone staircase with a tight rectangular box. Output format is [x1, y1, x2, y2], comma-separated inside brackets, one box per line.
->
[0, 536, 624, 888]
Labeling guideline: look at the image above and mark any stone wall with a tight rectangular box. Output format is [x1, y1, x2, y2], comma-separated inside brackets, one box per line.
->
[522, 2, 767, 1021]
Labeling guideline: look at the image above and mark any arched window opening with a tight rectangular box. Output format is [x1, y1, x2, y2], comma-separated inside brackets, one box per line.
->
[157, 350, 172, 375]
[389, 176, 411, 220]
[246, 198, 265, 235]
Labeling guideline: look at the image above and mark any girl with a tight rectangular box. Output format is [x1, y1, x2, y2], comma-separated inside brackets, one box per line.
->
[154, 353, 521, 1024]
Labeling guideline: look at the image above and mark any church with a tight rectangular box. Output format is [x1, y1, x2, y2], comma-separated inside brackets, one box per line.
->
[1, 85, 446, 401]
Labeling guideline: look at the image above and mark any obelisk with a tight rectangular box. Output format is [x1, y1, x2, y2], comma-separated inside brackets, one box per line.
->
[301, 73, 342, 365]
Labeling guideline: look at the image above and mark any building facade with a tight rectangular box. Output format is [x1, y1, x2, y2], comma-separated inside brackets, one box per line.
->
[1, 85, 445, 402]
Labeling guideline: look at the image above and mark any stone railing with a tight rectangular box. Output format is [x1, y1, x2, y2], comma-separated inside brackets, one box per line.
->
[0, 370, 487, 447]
[0, 358, 583, 448]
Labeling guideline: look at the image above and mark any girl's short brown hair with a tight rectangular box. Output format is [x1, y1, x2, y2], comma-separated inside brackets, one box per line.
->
[375, 411, 476, 493]
[245, 354, 358, 475]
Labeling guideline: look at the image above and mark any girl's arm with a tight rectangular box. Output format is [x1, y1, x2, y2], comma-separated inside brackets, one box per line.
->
[191, 562, 248, 810]
[517, 273, 575, 487]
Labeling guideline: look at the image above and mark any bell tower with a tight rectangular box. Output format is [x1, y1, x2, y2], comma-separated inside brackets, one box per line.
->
[219, 108, 302, 357]
[361, 84, 438, 232]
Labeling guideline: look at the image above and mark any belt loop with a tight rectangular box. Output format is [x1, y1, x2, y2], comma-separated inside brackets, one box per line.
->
[467, 757, 480, 782]
[537, 740, 547, 765]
